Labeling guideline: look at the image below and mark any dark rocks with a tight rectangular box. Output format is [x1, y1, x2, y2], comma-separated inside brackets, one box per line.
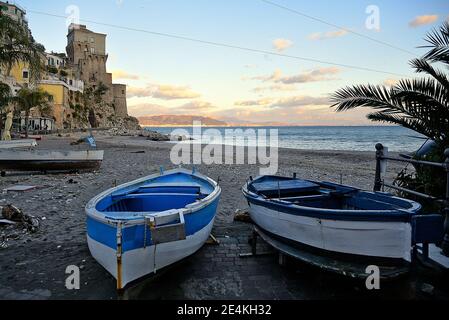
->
[420, 283, 435, 297]
[1, 205, 40, 233]
[234, 209, 252, 223]
[2, 204, 22, 222]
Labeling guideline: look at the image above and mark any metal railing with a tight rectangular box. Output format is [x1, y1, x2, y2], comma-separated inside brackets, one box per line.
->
[374, 143, 449, 257]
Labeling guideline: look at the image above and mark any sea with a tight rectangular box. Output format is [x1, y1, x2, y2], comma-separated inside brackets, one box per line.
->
[145, 126, 426, 152]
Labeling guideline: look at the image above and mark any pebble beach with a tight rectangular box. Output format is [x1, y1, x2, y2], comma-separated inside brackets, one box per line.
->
[0, 133, 448, 300]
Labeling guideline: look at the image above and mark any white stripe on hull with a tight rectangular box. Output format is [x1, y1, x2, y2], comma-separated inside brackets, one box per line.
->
[87, 218, 215, 288]
[249, 203, 412, 261]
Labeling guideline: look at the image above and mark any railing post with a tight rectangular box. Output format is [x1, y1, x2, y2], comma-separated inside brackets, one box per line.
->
[442, 148, 449, 257]
[374, 143, 384, 192]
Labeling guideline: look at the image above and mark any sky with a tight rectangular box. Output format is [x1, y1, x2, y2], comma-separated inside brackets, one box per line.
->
[16, 0, 449, 125]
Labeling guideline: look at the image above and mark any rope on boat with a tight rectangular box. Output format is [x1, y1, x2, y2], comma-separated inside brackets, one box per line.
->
[116, 222, 123, 290]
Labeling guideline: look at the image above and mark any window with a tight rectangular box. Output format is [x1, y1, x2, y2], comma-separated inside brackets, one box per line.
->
[122, 90, 125, 95]
[90, 47, 95, 54]
[90, 37, 95, 43]
[48, 95, 54, 102]
[22, 70, 29, 79]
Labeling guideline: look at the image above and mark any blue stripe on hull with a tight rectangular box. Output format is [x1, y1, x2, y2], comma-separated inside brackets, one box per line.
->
[245, 196, 415, 222]
[87, 196, 219, 252]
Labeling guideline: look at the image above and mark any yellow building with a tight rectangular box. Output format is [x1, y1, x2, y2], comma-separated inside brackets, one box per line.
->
[7, 61, 30, 88]
[39, 79, 83, 129]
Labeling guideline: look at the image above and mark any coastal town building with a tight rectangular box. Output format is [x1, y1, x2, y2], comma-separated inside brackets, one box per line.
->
[0, 1, 28, 30]
[46, 52, 66, 69]
[1, 2, 137, 132]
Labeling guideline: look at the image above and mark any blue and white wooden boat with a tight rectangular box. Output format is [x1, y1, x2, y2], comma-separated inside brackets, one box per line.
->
[243, 175, 423, 266]
[86, 168, 221, 289]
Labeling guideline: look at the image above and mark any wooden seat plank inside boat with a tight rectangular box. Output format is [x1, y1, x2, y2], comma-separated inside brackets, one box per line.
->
[252, 178, 320, 197]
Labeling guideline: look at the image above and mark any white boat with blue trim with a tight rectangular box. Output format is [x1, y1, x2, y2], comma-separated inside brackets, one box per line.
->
[243, 175, 423, 269]
[86, 168, 221, 289]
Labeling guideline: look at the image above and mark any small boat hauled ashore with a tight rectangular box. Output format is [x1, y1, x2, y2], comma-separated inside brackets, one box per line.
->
[243, 175, 426, 274]
[0, 149, 104, 174]
[0, 139, 37, 149]
[86, 168, 221, 289]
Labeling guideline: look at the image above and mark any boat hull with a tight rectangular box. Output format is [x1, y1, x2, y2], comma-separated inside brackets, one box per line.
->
[0, 150, 103, 172]
[0, 139, 37, 149]
[87, 213, 216, 288]
[0, 159, 102, 172]
[248, 202, 413, 262]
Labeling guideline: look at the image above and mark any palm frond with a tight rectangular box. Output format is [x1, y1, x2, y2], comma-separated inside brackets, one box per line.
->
[393, 78, 449, 110]
[330, 84, 404, 114]
[420, 22, 449, 65]
[410, 58, 449, 91]
[367, 112, 447, 143]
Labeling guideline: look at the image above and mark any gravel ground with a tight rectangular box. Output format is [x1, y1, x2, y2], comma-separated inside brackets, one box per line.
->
[0, 134, 448, 300]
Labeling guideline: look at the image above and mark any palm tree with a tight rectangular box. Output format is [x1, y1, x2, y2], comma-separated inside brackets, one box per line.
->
[0, 12, 45, 82]
[0, 82, 12, 136]
[15, 87, 51, 138]
[331, 22, 449, 150]
[0, 82, 12, 109]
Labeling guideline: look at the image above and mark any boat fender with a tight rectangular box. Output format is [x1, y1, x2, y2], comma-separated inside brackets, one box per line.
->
[412, 214, 445, 245]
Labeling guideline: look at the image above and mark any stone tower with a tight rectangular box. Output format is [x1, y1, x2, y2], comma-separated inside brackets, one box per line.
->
[66, 24, 128, 122]
[112, 84, 128, 118]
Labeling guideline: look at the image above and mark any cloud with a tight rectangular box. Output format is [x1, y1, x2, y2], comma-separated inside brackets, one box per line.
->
[277, 67, 340, 84]
[235, 96, 329, 108]
[127, 103, 168, 117]
[127, 86, 152, 98]
[409, 15, 439, 27]
[111, 70, 140, 80]
[308, 30, 348, 41]
[249, 69, 283, 82]
[252, 83, 297, 93]
[153, 85, 201, 100]
[128, 100, 217, 118]
[127, 84, 201, 100]
[269, 96, 330, 108]
[383, 78, 399, 87]
[235, 98, 274, 106]
[273, 38, 293, 52]
[178, 100, 215, 111]
[248, 67, 341, 85]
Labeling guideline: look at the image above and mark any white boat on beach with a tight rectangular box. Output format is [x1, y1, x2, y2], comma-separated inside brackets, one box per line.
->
[86, 168, 221, 289]
[0, 139, 37, 149]
[242, 175, 431, 277]
[0, 149, 104, 174]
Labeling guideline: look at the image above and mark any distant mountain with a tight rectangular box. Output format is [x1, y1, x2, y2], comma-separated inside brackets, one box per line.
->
[138, 115, 227, 126]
